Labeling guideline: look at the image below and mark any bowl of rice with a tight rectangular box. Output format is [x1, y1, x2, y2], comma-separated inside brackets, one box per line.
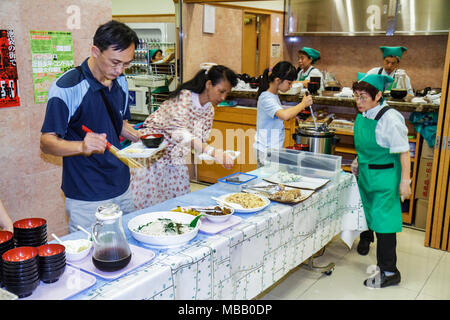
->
[128, 211, 200, 247]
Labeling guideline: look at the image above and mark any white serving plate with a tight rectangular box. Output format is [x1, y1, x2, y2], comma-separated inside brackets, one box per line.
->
[66, 244, 155, 280]
[243, 182, 315, 204]
[118, 140, 168, 158]
[22, 265, 96, 300]
[128, 211, 200, 246]
[199, 215, 243, 235]
[264, 173, 330, 190]
[213, 193, 270, 213]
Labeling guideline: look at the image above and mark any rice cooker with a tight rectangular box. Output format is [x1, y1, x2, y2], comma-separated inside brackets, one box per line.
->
[293, 126, 339, 154]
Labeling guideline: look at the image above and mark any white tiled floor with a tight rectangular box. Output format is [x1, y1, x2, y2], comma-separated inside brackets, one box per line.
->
[259, 228, 449, 300]
[189, 182, 450, 300]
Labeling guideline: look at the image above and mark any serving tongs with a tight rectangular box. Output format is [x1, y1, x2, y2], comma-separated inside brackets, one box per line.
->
[243, 183, 284, 196]
[180, 205, 232, 214]
[317, 113, 335, 132]
[195, 207, 227, 213]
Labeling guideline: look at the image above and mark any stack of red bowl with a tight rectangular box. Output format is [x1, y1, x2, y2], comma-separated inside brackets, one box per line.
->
[37, 244, 66, 283]
[1, 247, 40, 298]
[0, 231, 15, 286]
[13, 218, 47, 247]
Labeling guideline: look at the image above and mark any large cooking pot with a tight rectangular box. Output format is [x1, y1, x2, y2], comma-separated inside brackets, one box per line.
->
[293, 126, 339, 154]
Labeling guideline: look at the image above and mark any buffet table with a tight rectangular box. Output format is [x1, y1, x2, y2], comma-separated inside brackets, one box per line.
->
[54, 169, 366, 300]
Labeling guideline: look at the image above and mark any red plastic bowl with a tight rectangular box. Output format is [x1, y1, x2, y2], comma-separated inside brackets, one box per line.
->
[37, 244, 65, 257]
[13, 218, 46, 229]
[0, 231, 13, 244]
[2, 247, 38, 262]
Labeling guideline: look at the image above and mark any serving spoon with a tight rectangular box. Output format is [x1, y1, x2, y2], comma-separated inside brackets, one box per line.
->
[51, 233, 64, 245]
[77, 225, 93, 241]
[211, 196, 244, 210]
[189, 215, 203, 228]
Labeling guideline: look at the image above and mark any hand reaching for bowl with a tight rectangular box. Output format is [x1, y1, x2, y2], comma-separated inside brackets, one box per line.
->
[121, 121, 141, 143]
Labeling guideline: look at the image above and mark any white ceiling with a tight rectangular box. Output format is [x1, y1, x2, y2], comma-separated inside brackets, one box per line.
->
[111, 0, 284, 15]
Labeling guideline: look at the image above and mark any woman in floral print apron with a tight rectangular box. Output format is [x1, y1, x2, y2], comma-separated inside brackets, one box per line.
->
[132, 65, 238, 209]
[351, 73, 411, 288]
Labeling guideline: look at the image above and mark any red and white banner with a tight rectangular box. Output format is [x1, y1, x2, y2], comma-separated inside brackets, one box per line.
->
[0, 29, 20, 108]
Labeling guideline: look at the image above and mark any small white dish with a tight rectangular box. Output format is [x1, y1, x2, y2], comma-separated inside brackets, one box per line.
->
[63, 239, 92, 262]
[202, 207, 235, 224]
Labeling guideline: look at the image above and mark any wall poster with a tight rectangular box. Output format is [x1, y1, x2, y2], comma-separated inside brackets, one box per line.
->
[0, 29, 20, 108]
[29, 30, 74, 104]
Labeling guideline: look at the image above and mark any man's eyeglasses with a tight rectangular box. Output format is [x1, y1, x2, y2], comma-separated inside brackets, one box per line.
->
[101, 52, 132, 69]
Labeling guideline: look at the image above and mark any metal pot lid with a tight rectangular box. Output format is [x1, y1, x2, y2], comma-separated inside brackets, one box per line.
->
[296, 126, 336, 137]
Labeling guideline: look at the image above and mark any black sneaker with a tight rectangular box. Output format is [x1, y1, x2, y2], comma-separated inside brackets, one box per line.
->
[357, 239, 371, 255]
[364, 271, 401, 288]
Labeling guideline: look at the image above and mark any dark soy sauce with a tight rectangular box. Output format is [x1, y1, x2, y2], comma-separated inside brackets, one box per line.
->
[92, 248, 132, 272]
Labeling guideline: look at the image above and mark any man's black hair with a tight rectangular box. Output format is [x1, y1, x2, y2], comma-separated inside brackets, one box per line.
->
[93, 20, 139, 52]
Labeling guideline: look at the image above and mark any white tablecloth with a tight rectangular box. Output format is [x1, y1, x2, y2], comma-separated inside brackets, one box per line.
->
[64, 171, 366, 300]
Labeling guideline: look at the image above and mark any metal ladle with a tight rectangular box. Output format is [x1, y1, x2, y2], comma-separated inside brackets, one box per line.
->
[305, 91, 318, 130]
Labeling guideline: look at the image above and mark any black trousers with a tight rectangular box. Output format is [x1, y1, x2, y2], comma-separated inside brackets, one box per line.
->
[360, 230, 398, 273]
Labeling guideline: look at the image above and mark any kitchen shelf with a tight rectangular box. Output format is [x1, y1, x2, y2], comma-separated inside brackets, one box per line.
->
[335, 146, 357, 155]
[334, 130, 354, 136]
[227, 90, 439, 113]
[342, 165, 352, 173]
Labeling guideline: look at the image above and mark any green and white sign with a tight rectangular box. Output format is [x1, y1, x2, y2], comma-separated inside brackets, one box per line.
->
[30, 30, 74, 104]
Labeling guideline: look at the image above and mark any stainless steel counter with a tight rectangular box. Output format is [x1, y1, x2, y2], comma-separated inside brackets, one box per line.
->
[227, 90, 439, 113]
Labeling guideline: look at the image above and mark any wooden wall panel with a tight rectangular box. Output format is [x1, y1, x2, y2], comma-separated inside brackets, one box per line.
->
[425, 32, 450, 250]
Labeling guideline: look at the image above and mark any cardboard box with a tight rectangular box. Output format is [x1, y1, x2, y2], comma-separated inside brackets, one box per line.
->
[414, 157, 434, 200]
[414, 199, 429, 229]
[421, 142, 434, 159]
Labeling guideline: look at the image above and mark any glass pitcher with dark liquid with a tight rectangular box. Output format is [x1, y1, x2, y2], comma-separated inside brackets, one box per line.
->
[391, 69, 407, 99]
[91, 203, 132, 272]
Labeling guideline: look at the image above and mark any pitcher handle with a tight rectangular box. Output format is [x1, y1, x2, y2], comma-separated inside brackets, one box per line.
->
[91, 221, 103, 245]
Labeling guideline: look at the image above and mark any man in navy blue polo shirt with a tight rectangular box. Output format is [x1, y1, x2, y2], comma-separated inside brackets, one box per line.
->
[40, 20, 142, 232]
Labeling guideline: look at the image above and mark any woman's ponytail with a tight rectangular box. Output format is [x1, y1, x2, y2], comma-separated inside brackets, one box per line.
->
[257, 68, 271, 99]
[169, 65, 238, 99]
[256, 61, 297, 98]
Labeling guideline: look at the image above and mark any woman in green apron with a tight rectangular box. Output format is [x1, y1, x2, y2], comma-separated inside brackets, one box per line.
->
[296, 47, 323, 90]
[351, 73, 412, 288]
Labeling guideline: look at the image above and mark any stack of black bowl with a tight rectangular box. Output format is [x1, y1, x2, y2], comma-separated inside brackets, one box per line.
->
[13, 218, 47, 247]
[37, 244, 66, 283]
[1, 247, 40, 298]
[0, 231, 15, 286]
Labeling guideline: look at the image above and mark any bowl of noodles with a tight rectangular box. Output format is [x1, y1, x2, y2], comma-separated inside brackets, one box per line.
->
[213, 193, 270, 213]
[128, 211, 200, 247]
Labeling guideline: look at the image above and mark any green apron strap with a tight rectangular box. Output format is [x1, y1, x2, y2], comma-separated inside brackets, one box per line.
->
[298, 67, 315, 81]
